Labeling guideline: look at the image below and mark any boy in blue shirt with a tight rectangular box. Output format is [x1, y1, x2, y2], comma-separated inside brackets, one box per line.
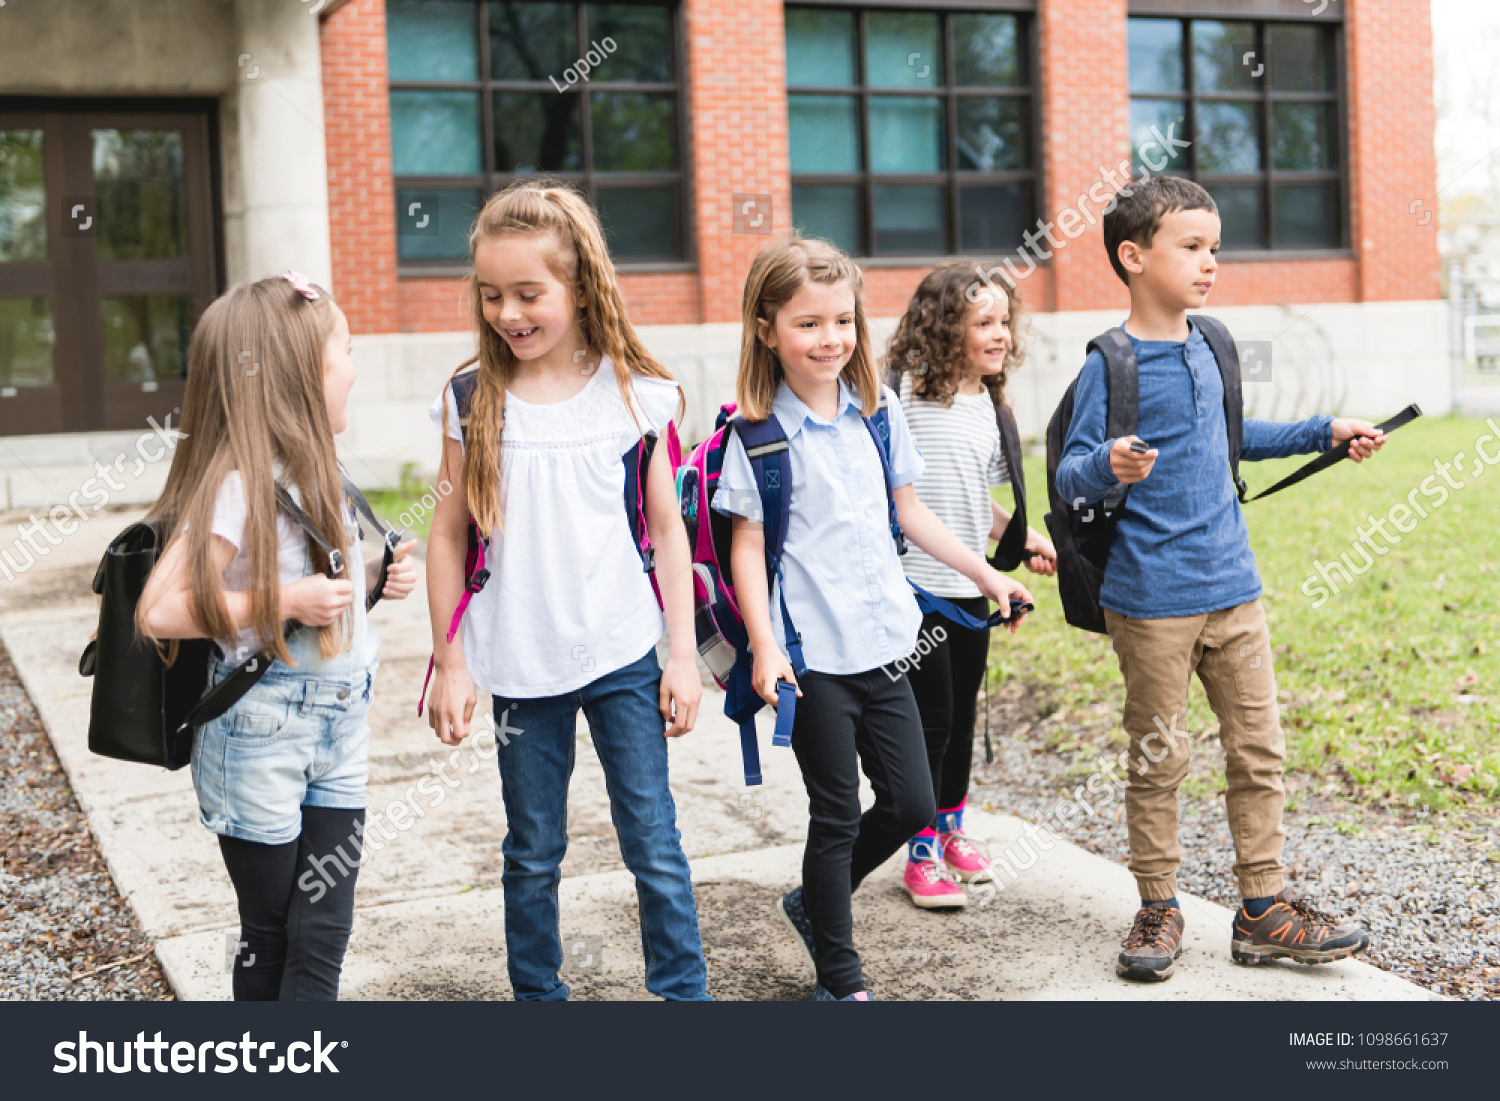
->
[1058, 176, 1385, 982]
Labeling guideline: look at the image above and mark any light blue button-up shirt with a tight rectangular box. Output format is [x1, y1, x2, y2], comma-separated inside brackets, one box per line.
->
[712, 379, 926, 675]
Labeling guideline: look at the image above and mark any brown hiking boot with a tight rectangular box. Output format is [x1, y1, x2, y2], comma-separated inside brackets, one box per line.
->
[1117, 903, 1185, 982]
[1231, 890, 1371, 966]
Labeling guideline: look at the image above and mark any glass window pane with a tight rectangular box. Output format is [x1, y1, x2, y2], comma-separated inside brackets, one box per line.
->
[494, 92, 582, 172]
[586, 4, 673, 82]
[956, 98, 1028, 172]
[788, 95, 861, 174]
[954, 13, 1023, 87]
[792, 184, 860, 254]
[960, 185, 1031, 253]
[396, 188, 481, 263]
[873, 184, 945, 254]
[0, 298, 54, 387]
[101, 295, 191, 382]
[1129, 18, 1183, 94]
[490, 2, 576, 81]
[1272, 103, 1335, 172]
[391, 91, 481, 174]
[1192, 21, 1256, 93]
[1131, 99, 1188, 174]
[869, 97, 944, 173]
[1196, 102, 1261, 174]
[590, 93, 676, 171]
[867, 11, 941, 89]
[1270, 24, 1333, 93]
[387, 0, 477, 82]
[1274, 184, 1339, 248]
[596, 186, 679, 259]
[1204, 184, 1262, 249]
[92, 130, 187, 261]
[0, 130, 47, 263]
[785, 8, 855, 87]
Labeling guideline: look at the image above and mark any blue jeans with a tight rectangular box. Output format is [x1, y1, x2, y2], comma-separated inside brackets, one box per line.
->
[492, 647, 709, 1001]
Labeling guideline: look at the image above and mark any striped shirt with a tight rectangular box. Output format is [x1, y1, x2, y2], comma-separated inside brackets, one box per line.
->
[899, 373, 1010, 598]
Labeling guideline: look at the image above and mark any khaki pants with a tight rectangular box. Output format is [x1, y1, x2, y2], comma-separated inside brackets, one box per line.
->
[1104, 599, 1286, 902]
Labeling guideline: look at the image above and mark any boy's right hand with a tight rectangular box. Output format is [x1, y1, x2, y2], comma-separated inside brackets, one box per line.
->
[428, 663, 477, 746]
[1109, 436, 1158, 484]
[284, 575, 354, 626]
[752, 650, 801, 709]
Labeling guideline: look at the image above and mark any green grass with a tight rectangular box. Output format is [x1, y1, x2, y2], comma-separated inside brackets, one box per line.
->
[992, 415, 1500, 818]
[360, 464, 443, 541]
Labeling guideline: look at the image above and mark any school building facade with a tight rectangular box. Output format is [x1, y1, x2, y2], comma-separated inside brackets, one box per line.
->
[0, 0, 1443, 502]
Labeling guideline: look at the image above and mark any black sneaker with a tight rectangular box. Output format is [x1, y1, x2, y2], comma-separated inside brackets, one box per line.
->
[776, 887, 816, 976]
[1117, 903, 1185, 982]
[1231, 890, 1370, 966]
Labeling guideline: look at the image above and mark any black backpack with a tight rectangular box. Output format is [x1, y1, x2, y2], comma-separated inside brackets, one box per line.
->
[988, 401, 1034, 572]
[1043, 316, 1419, 634]
[77, 470, 400, 771]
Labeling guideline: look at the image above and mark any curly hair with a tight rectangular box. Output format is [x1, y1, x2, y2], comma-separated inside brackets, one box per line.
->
[884, 261, 1027, 410]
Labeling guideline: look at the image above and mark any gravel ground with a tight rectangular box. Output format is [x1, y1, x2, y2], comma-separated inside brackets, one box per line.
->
[969, 682, 1500, 1001]
[0, 642, 173, 1001]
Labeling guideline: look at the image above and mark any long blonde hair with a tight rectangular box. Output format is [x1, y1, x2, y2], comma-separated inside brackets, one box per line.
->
[450, 178, 680, 536]
[139, 276, 351, 663]
[736, 237, 879, 421]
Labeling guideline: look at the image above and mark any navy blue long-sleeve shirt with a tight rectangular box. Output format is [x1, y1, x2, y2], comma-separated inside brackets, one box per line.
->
[1056, 320, 1333, 619]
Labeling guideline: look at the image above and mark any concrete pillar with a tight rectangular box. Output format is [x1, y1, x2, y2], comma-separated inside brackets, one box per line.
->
[223, 0, 333, 289]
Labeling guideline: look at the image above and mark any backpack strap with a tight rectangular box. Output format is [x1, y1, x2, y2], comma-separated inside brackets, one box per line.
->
[1086, 328, 1139, 519]
[1192, 315, 1248, 503]
[1247, 403, 1422, 502]
[988, 402, 1031, 571]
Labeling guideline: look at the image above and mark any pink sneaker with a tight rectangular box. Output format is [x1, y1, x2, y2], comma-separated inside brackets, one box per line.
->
[940, 830, 993, 882]
[903, 852, 967, 909]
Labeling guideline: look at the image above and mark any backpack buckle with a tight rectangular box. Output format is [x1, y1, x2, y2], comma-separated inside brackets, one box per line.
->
[893, 529, 908, 555]
[467, 568, 490, 593]
[328, 549, 345, 575]
[642, 546, 656, 573]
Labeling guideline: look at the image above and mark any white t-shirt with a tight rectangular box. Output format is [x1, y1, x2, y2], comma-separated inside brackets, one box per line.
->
[428, 358, 681, 697]
[898, 375, 1010, 599]
[208, 470, 374, 670]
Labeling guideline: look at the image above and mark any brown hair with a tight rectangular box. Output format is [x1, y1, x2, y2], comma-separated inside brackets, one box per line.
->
[885, 261, 1027, 411]
[736, 237, 879, 420]
[449, 178, 680, 536]
[1103, 175, 1218, 285]
[138, 276, 350, 664]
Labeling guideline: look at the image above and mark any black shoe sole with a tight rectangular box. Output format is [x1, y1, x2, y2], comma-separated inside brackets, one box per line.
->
[1230, 931, 1371, 967]
[1116, 948, 1182, 983]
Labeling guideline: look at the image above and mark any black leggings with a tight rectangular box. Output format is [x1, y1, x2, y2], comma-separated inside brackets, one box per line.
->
[904, 598, 992, 822]
[217, 806, 365, 1001]
[790, 666, 934, 998]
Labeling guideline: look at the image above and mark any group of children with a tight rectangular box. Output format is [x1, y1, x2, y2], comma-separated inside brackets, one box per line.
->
[136, 173, 1382, 1001]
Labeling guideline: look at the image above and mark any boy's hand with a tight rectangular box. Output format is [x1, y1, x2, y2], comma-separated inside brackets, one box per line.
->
[977, 568, 1033, 633]
[1023, 527, 1057, 577]
[1109, 436, 1157, 484]
[659, 655, 702, 738]
[1331, 419, 1386, 463]
[752, 649, 801, 709]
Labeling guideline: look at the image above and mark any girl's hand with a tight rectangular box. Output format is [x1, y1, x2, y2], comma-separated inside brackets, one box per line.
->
[659, 655, 703, 738]
[428, 662, 477, 746]
[752, 649, 801, 709]
[1331, 418, 1385, 462]
[1023, 527, 1057, 577]
[379, 539, 420, 600]
[284, 575, 354, 626]
[977, 568, 1033, 633]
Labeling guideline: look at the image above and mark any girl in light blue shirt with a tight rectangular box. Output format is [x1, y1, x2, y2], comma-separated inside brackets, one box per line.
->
[714, 239, 1032, 1000]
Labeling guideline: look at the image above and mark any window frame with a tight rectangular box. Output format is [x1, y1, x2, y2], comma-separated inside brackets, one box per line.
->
[785, 2, 1043, 264]
[1128, 15, 1351, 257]
[388, 0, 695, 276]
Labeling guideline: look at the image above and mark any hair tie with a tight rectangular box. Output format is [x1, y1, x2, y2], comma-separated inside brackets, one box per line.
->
[282, 270, 320, 301]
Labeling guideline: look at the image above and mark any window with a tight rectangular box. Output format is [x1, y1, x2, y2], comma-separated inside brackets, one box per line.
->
[1128, 17, 1345, 251]
[0, 102, 218, 436]
[386, 0, 688, 269]
[785, 6, 1037, 259]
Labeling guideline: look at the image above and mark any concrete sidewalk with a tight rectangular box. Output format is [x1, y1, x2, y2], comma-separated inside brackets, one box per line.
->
[1, 508, 1430, 1001]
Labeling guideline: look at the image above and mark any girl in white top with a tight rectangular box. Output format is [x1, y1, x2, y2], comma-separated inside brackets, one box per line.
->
[138, 273, 419, 1000]
[424, 180, 708, 1001]
[887, 262, 1056, 909]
